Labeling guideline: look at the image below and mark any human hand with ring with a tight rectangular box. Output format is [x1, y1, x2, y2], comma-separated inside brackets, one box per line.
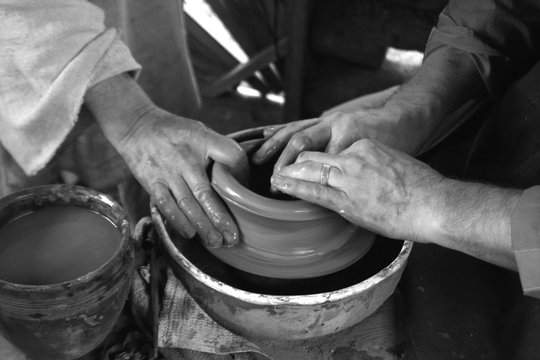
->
[269, 138, 445, 242]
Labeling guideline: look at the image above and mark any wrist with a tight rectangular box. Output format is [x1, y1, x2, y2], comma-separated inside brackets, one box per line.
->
[421, 178, 522, 268]
[383, 98, 440, 155]
[85, 73, 155, 145]
[373, 103, 439, 155]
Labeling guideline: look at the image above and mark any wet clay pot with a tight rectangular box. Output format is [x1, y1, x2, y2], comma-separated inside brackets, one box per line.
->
[0, 185, 133, 360]
[209, 127, 374, 279]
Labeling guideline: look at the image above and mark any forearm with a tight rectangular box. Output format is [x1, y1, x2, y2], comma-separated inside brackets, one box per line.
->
[84, 73, 154, 147]
[419, 178, 522, 270]
[380, 46, 486, 154]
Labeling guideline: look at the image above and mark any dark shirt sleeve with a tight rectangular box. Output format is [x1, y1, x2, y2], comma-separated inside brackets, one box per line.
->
[425, 0, 540, 96]
[512, 186, 540, 299]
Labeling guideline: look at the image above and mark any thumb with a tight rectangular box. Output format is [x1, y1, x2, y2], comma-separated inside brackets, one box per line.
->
[206, 132, 249, 185]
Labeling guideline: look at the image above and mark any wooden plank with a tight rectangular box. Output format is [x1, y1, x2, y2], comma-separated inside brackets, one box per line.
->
[185, 14, 238, 70]
[283, 0, 313, 123]
[206, 0, 275, 55]
[201, 38, 286, 97]
[185, 13, 269, 95]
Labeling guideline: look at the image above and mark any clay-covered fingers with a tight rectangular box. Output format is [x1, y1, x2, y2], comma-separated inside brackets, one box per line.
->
[276, 152, 343, 188]
[162, 175, 221, 248]
[252, 119, 320, 165]
[181, 159, 240, 248]
[151, 182, 196, 239]
[205, 130, 249, 186]
[270, 172, 346, 212]
[262, 124, 286, 139]
[271, 151, 347, 210]
[271, 123, 335, 175]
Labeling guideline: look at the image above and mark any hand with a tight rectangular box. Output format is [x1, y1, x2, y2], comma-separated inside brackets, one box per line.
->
[116, 107, 248, 248]
[85, 74, 249, 248]
[269, 138, 444, 242]
[252, 109, 409, 175]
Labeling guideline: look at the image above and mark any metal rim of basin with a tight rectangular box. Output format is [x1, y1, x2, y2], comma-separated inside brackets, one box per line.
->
[153, 205, 413, 306]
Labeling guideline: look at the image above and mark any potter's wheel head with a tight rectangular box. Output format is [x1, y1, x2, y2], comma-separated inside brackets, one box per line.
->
[208, 225, 374, 279]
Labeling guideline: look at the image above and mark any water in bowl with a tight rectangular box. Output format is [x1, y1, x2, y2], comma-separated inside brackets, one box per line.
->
[0, 206, 121, 285]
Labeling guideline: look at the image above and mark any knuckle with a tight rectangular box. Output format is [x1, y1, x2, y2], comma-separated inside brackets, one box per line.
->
[177, 195, 195, 209]
[154, 193, 168, 207]
[356, 138, 375, 151]
[191, 184, 213, 201]
[297, 151, 308, 161]
[192, 120, 206, 130]
[343, 157, 357, 169]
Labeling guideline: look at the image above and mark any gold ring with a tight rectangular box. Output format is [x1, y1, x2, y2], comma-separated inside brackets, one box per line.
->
[320, 163, 331, 186]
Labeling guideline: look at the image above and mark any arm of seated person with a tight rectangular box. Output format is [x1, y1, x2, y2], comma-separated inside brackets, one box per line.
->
[254, 46, 487, 174]
[84, 73, 248, 248]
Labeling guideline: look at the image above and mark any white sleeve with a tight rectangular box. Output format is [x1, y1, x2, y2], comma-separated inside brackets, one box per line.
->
[0, 0, 141, 175]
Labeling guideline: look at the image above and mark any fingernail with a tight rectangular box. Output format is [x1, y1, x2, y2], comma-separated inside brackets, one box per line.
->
[181, 227, 196, 239]
[270, 175, 286, 190]
[223, 230, 238, 247]
[253, 145, 276, 163]
[206, 231, 223, 248]
[263, 126, 276, 138]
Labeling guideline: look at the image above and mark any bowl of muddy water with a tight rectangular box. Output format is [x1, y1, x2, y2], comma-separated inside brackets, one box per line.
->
[155, 126, 413, 340]
[0, 185, 133, 360]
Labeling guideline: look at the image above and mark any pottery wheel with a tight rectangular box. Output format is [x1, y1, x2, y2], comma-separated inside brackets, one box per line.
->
[208, 226, 375, 279]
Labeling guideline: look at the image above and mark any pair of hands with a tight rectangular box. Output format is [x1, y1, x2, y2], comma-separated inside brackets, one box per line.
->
[253, 111, 444, 243]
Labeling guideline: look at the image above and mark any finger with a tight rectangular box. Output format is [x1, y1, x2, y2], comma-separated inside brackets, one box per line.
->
[270, 174, 346, 212]
[181, 164, 240, 248]
[252, 118, 320, 164]
[272, 122, 332, 174]
[169, 176, 224, 248]
[262, 124, 286, 139]
[276, 160, 342, 188]
[293, 150, 343, 167]
[205, 131, 249, 186]
[151, 182, 196, 239]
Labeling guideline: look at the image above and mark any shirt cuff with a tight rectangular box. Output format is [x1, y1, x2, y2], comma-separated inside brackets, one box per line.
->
[511, 186, 540, 298]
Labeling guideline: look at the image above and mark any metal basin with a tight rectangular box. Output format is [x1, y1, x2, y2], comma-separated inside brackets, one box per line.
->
[154, 206, 412, 340]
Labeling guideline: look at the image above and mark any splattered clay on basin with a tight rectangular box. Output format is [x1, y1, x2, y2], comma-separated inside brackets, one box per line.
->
[210, 135, 375, 280]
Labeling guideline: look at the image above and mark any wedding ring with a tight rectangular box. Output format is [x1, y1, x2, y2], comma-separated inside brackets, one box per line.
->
[319, 163, 332, 186]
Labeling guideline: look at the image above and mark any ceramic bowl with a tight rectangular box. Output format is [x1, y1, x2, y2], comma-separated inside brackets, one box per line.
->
[209, 129, 374, 279]
[0, 185, 133, 360]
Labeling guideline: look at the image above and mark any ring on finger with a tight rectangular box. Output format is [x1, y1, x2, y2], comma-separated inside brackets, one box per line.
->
[319, 163, 332, 186]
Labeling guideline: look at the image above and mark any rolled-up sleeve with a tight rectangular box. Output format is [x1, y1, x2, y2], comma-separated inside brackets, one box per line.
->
[0, 0, 141, 176]
[425, 0, 540, 96]
[512, 186, 540, 298]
